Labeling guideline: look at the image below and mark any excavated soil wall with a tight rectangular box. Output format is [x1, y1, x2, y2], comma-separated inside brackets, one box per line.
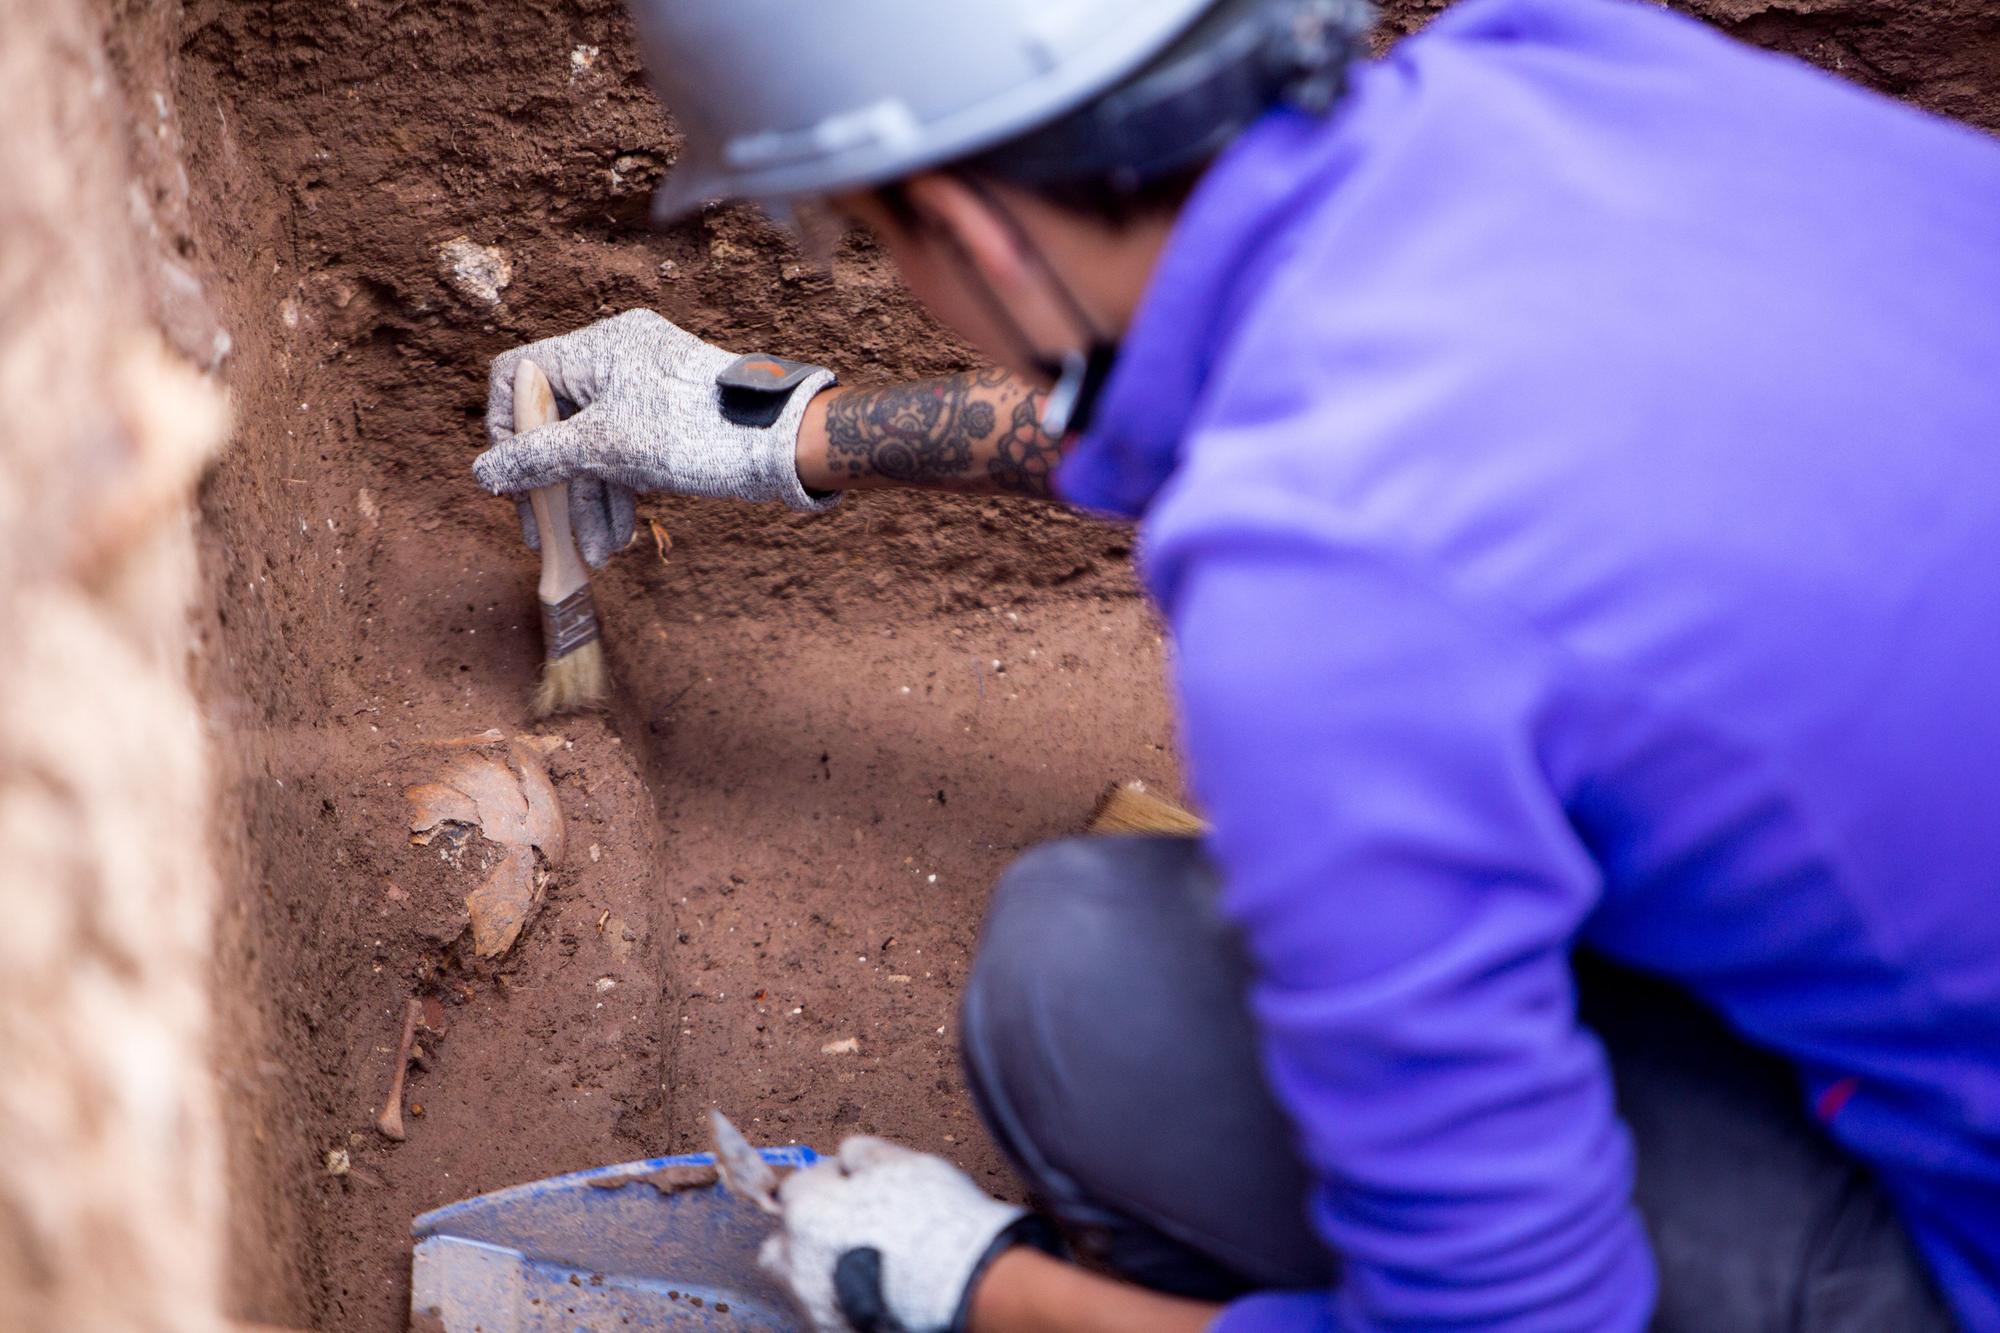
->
[5, 0, 1989, 1328]
[177, 2, 1168, 1326]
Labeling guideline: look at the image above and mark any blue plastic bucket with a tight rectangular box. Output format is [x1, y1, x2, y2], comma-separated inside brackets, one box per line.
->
[410, 1145, 820, 1331]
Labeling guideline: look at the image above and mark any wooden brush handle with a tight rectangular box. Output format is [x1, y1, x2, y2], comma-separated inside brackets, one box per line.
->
[513, 359, 591, 605]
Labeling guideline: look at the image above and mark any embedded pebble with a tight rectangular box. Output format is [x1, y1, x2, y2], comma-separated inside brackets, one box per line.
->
[437, 236, 511, 307]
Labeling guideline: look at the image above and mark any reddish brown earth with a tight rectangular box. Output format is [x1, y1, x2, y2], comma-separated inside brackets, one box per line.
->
[125, 0, 1996, 1326]
[175, 3, 1169, 1326]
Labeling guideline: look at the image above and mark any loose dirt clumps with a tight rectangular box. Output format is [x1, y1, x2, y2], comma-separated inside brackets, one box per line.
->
[171, 1, 1174, 1325]
[3, 0, 1990, 1329]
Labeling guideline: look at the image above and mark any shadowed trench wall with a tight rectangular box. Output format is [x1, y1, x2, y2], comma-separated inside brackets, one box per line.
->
[0, 0, 1992, 1328]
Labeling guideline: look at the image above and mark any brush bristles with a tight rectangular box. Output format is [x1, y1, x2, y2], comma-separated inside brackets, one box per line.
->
[1087, 781, 1208, 837]
[533, 638, 610, 718]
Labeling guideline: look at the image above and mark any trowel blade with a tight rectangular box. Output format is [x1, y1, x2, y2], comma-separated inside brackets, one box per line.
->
[409, 1145, 820, 1330]
[711, 1109, 783, 1215]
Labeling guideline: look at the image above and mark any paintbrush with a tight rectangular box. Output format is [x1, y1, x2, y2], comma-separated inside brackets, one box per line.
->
[513, 359, 610, 717]
[1088, 781, 1207, 836]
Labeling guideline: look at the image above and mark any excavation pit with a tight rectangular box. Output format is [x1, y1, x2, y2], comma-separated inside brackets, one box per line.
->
[3, 0, 1994, 1327]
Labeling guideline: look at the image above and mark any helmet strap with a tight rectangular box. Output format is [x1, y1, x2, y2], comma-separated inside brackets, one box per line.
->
[920, 177, 1124, 439]
[1035, 341, 1121, 439]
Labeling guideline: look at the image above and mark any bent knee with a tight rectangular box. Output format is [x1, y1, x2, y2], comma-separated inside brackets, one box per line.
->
[964, 836, 1223, 1089]
[971, 836, 1214, 1010]
[959, 838, 1328, 1291]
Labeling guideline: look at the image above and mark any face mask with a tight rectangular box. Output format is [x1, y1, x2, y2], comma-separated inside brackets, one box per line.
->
[919, 180, 1124, 441]
[1035, 341, 1120, 439]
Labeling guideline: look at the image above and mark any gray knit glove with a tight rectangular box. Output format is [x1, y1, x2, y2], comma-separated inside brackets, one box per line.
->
[759, 1136, 1035, 1333]
[474, 310, 837, 566]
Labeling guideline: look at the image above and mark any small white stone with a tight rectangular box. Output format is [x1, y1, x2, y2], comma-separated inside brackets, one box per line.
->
[595, 976, 617, 993]
[438, 236, 512, 307]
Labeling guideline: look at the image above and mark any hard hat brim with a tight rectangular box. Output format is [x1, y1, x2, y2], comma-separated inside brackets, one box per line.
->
[646, 0, 1214, 225]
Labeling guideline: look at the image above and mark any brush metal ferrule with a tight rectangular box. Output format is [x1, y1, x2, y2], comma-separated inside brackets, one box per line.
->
[540, 586, 601, 660]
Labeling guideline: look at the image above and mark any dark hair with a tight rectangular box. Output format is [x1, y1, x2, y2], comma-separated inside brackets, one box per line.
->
[872, 163, 1206, 233]
[969, 160, 1211, 227]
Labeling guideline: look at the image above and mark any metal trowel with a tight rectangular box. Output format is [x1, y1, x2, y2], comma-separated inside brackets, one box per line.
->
[711, 1108, 784, 1215]
[408, 1127, 816, 1331]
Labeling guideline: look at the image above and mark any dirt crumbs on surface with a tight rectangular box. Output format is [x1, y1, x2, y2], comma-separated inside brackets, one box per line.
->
[587, 1163, 721, 1195]
[174, 0, 1170, 1326]
[115, 0, 1996, 1327]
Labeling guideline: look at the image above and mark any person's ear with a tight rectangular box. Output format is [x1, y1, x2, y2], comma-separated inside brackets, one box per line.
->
[904, 173, 1031, 295]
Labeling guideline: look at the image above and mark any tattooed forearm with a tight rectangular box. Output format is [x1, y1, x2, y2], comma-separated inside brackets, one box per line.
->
[813, 366, 1064, 499]
[825, 374, 992, 485]
[987, 389, 1065, 496]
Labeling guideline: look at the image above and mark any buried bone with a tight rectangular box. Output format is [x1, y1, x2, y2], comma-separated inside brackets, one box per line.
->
[406, 740, 565, 957]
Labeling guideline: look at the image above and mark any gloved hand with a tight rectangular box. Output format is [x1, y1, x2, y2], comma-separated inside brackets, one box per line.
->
[760, 1136, 1041, 1333]
[473, 310, 838, 566]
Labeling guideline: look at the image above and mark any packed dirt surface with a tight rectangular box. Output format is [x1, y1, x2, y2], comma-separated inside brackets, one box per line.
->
[175, 2, 1168, 1325]
[103, 0, 1992, 1326]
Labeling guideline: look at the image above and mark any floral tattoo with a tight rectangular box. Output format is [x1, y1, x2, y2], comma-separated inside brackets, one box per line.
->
[825, 367, 1059, 497]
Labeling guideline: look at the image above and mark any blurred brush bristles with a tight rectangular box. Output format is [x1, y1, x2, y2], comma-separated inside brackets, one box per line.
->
[533, 638, 609, 718]
[1087, 781, 1208, 836]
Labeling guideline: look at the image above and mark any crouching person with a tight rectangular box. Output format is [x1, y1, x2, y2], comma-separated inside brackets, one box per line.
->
[474, 0, 2000, 1327]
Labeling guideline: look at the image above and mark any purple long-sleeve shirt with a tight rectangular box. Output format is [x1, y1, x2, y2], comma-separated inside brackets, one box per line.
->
[1057, 0, 2000, 1327]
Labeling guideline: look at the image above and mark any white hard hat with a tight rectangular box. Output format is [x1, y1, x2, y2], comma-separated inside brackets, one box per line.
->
[636, 0, 1369, 221]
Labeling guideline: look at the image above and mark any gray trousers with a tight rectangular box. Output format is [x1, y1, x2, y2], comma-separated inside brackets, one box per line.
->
[960, 837, 1957, 1332]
